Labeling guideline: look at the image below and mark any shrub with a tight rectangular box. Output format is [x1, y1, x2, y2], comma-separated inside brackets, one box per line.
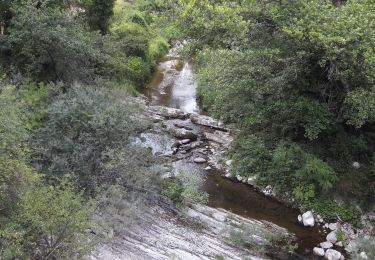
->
[306, 200, 362, 227]
[32, 83, 145, 192]
[0, 176, 93, 260]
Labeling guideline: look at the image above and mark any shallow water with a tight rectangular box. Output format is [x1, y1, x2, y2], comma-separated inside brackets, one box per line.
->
[142, 57, 326, 258]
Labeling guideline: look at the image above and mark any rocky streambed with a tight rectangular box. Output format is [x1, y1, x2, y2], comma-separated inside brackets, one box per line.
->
[93, 54, 368, 259]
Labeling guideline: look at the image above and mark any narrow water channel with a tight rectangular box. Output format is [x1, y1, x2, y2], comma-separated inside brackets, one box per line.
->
[142, 56, 326, 258]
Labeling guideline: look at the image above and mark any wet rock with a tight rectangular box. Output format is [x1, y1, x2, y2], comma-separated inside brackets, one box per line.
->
[170, 128, 197, 140]
[148, 106, 187, 119]
[194, 157, 206, 163]
[327, 231, 338, 243]
[324, 249, 342, 260]
[247, 176, 256, 186]
[302, 211, 315, 227]
[190, 114, 229, 131]
[320, 241, 333, 249]
[263, 185, 273, 196]
[313, 247, 325, 257]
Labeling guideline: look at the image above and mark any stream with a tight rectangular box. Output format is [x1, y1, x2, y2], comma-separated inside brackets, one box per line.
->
[141, 55, 327, 258]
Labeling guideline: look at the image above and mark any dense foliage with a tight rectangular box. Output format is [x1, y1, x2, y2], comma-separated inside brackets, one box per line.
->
[0, 0, 168, 258]
[154, 0, 375, 224]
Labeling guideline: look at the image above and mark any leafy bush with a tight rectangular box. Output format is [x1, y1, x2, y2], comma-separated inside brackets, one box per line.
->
[306, 200, 362, 227]
[162, 171, 209, 206]
[32, 83, 145, 192]
[0, 176, 92, 260]
[5, 4, 104, 83]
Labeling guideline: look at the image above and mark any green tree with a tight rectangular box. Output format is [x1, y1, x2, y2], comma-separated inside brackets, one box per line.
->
[5, 3, 104, 83]
[88, 0, 115, 34]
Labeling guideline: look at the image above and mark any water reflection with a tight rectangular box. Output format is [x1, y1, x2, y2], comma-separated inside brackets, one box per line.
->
[144, 59, 199, 114]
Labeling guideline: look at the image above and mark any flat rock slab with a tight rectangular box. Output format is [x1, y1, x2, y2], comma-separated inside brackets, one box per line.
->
[149, 106, 187, 119]
[204, 131, 233, 146]
[91, 202, 277, 260]
[190, 114, 229, 131]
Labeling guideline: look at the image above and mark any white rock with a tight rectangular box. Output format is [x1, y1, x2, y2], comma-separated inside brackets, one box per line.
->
[320, 241, 333, 249]
[225, 160, 233, 166]
[325, 223, 329, 229]
[352, 161, 360, 169]
[325, 249, 342, 260]
[236, 175, 243, 182]
[247, 177, 256, 185]
[359, 252, 368, 259]
[298, 215, 302, 222]
[313, 247, 325, 256]
[194, 158, 206, 163]
[329, 223, 339, 231]
[205, 166, 212, 171]
[302, 211, 315, 227]
[326, 231, 338, 244]
[180, 139, 191, 144]
[335, 241, 343, 247]
[224, 173, 231, 178]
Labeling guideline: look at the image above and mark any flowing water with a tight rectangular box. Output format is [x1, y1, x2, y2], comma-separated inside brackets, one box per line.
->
[142, 56, 327, 258]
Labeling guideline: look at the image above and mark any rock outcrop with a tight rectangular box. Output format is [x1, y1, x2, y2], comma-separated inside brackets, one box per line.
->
[92, 200, 290, 260]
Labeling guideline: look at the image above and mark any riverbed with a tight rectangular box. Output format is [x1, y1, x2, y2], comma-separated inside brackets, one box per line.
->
[142, 55, 326, 258]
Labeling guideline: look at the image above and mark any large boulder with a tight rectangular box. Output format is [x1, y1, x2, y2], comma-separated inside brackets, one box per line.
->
[149, 106, 187, 119]
[190, 114, 228, 131]
[302, 211, 315, 227]
[170, 128, 197, 140]
[313, 247, 325, 257]
[203, 131, 233, 146]
[324, 249, 342, 260]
